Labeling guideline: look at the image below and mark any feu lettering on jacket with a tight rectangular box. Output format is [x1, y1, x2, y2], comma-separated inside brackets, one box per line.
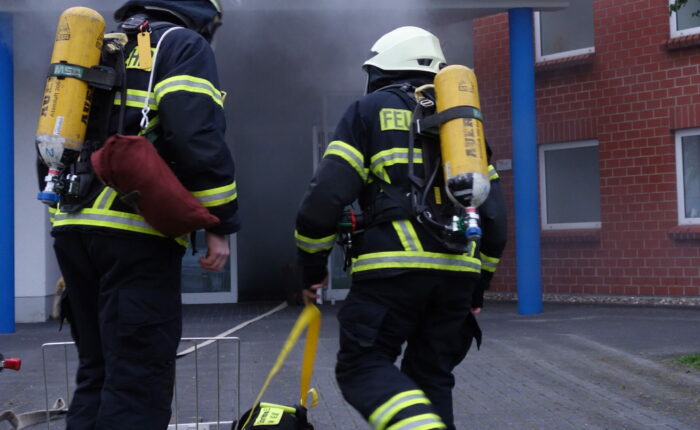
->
[296, 86, 507, 280]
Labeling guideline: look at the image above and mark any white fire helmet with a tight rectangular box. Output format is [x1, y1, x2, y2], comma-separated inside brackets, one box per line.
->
[363, 26, 446, 74]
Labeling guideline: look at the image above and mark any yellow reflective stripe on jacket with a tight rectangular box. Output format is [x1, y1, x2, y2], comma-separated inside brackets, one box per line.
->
[351, 251, 481, 274]
[114, 89, 158, 111]
[488, 164, 499, 181]
[154, 75, 224, 108]
[369, 390, 431, 430]
[370, 148, 422, 183]
[391, 220, 423, 252]
[93, 187, 118, 210]
[191, 182, 237, 207]
[323, 140, 367, 182]
[386, 413, 446, 430]
[481, 252, 500, 273]
[138, 115, 160, 137]
[379, 108, 412, 131]
[52, 207, 188, 247]
[47, 206, 57, 223]
[295, 230, 336, 254]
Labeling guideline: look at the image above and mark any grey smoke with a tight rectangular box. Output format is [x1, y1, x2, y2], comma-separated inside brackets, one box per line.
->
[3, 0, 476, 300]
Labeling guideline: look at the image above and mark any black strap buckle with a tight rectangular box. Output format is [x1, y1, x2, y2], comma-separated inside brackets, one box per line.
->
[120, 13, 150, 34]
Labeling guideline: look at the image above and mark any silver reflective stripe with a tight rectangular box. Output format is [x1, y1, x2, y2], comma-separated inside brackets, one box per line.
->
[388, 415, 444, 430]
[353, 254, 480, 272]
[395, 221, 419, 251]
[488, 164, 499, 180]
[93, 188, 116, 210]
[195, 184, 237, 206]
[114, 91, 157, 110]
[53, 211, 154, 231]
[325, 141, 366, 180]
[481, 259, 498, 272]
[370, 150, 423, 174]
[154, 78, 223, 105]
[295, 235, 336, 252]
[370, 393, 426, 430]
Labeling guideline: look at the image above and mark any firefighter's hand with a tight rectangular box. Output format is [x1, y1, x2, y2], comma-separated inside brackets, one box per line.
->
[303, 276, 328, 305]
[199, 232, 230, 271]
[471, 307, 482, 316]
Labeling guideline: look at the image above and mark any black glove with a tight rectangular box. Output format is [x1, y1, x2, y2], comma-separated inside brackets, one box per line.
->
[471, 271, 493, 309]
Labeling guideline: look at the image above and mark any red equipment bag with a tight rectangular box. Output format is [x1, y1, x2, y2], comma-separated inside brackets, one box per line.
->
[91, 134, 220, 238]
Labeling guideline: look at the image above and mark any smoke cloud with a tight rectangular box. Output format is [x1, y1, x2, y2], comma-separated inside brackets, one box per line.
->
[3, 0, 477, 300]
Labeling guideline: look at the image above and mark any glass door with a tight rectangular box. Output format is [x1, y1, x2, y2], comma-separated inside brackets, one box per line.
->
[181, 231, 237, 304]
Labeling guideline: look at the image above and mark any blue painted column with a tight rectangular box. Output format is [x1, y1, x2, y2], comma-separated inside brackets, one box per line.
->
[508, 8, 542, 315]
[0, 13, 14, 333]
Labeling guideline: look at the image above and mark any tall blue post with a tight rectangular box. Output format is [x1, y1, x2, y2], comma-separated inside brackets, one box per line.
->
[0, 13, 14, 333]
[508, 8, 542, 315]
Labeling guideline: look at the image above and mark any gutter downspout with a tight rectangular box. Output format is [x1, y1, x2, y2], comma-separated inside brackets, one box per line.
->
[508, 8, 542, 315]
[0, 13, 14, 333]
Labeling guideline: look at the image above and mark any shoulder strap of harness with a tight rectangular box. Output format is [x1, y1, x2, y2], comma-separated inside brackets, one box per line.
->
[56, 33, 129, 213]
[367, 83, 432, 220]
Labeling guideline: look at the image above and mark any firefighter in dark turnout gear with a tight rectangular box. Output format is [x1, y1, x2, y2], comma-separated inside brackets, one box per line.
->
[295, 27, 507, 430]
[42, 1, 238, 428]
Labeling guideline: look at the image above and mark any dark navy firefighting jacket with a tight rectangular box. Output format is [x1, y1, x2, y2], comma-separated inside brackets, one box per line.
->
[295, 83, 507, 286]
[50, 22, 239, 245]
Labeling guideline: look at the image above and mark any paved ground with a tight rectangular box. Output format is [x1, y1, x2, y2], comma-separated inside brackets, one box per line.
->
[1, 300, 700, 429]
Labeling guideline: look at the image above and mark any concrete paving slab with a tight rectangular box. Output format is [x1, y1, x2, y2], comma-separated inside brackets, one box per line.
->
[1, 301, 699, 429]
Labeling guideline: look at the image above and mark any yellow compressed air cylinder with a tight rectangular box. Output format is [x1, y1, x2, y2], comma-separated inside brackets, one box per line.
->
[37, 7, 104, 153]
[36, 7, 105, 203]
[434, 65, 490, 208]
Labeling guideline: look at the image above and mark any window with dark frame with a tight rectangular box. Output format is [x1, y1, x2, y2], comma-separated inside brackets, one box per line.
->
[539, 140, 601, 230]
[534, 0, 594, 62]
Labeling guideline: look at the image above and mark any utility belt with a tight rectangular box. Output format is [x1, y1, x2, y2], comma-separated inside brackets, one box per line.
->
[366, 181, 474, 250]
[337, 188, 475, 272]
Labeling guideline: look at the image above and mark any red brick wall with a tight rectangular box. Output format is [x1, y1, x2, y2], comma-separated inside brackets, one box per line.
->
[473, 0, 700, 297]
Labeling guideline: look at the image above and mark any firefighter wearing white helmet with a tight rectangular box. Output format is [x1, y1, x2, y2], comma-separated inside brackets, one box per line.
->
[43, 1, 239, 428]
[364, 26, 446, 73]
[295, 26, 507, 430]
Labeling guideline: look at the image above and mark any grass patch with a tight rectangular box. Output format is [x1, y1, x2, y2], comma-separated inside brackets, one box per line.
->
[676, 354, 700, 369]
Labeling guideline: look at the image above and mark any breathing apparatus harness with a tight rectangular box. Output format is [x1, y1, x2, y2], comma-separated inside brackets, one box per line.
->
[42, 14, 177, 213]
[338, 83, 484, 270]
[39, 34, 126, 212]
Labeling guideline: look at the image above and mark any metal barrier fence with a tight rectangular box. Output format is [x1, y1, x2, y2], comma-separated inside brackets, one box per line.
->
[41, 337, 241, 430]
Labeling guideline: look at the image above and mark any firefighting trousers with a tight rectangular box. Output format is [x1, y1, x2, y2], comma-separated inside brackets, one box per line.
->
[53, 231, 185, 430]
[335, 272, 481, 430]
